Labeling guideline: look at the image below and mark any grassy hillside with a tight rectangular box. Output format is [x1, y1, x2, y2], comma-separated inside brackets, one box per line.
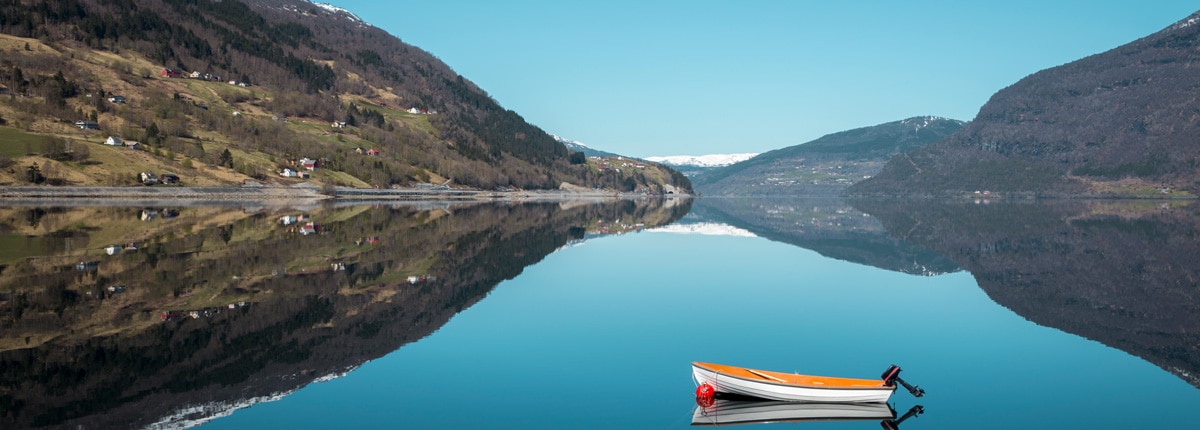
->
[0, 0, 691, 193]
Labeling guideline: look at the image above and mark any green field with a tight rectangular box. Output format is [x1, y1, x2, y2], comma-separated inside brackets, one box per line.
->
[0, 127, 44, 157]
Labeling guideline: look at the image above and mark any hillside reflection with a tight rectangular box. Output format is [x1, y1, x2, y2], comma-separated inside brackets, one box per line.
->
[691, 198, 959, 276]
[0, 198, 690, 429]
[851, 198, 1200, 389]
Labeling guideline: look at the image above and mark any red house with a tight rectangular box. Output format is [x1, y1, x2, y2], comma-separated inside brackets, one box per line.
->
[299, 157, 318, 171]
[365, 148, 381, 156]
[160, 69, 182, 78]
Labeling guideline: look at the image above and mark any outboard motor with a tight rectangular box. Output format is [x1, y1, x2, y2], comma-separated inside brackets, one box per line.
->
[881, 365, 925, 398]
[880, 405, 925, 430]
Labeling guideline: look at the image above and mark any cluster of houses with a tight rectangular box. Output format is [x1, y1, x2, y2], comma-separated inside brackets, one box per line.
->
[160, 68, 249, 87]
[593, 219, 646, 235]
[406, 107, 437, 115]
[354, 147, 381, 156]
[592, 156, 646, 173]
[140, 172, 181, 186]
[161, 301, 251, 322]
[141, 208, 180, 220]
[280, 157, 320, 178]
[407, 275, 435, 284]
[104, 136, 142, 150]
[279, 214, 320, 235]
[104, 242, 140, 255]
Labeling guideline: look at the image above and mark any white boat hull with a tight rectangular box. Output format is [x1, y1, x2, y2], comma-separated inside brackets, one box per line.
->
[692, 364, 895, 403]
[692, 399, 896, 426]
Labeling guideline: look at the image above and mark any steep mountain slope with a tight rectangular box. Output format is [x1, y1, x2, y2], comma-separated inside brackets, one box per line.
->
[849, 11, 1200, 198]
[0, 0, 691, 193]
[695, 116, 964, 196]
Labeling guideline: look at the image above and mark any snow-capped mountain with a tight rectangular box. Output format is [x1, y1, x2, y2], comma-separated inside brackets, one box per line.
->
[307, 1, 363, 22]
[645, 154, 759, 168]
[642, 153, 759, 177]
[552, 135, 622, 158]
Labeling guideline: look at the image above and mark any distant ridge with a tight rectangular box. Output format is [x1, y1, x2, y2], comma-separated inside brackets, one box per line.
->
[696, 116, 964, 196]
[646, 154, 759, 168]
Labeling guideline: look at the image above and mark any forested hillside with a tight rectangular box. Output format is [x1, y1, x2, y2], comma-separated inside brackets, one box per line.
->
[849, 11, 1200, 198]
[0, 0, 691, 193]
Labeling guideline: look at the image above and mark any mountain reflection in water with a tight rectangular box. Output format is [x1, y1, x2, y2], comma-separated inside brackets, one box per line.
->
[851, 199, 1200, 389]
[703, 197, 1200, 390]
[0, 198, 690, 429]
[691, 198, 960, 276]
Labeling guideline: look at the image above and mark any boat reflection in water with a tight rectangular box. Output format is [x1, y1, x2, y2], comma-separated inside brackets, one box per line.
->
[692, 396, 924, 428]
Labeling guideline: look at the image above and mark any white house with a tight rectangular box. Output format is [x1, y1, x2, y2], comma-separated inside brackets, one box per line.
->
[280, 168, 299, 178]
[105, 136, 123, 146]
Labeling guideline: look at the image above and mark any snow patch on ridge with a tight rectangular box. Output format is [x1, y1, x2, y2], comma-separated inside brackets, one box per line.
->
[648, 222, 758, 238]
[1173, 16, 1200, 31]
[645, 153, 758, 168]
[305, 1, 363, 23]
[552, 135, 588, 148]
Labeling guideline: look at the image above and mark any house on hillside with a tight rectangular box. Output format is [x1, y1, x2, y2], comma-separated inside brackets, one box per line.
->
[160, 69, 182, 78]
[124, 140, 141, 150]
[280, 168, 299, 178]
[407, 107, 421, 114]
[108, 95, 126, 104]
[365, 148, 380, 156]
[161, 173, 180, 184]
[76, 120, 100, 130]
[332, 121, 347, 128]
[105, 136, 123, 146]
[140, 172, 158, 185]
[299, 157, 318, 171]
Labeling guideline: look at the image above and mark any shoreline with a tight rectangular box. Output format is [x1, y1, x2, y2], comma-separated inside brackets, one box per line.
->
[0, 185, 690, 203]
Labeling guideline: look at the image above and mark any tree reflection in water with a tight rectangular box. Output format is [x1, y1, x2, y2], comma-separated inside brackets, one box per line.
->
[0, 198, 691, 428]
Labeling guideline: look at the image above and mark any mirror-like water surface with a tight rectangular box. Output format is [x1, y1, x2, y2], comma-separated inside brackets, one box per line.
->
[2, 198, 1198, 429]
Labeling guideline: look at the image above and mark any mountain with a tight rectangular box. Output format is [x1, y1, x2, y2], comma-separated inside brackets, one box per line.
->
[0, 0, 691, 194]
[849, 11, 1200, 198]
[645, 153, 759, 177]
[694, 116, 965, 196]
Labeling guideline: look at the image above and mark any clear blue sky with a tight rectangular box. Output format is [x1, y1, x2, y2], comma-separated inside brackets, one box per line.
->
[326, 1, 1197, 157]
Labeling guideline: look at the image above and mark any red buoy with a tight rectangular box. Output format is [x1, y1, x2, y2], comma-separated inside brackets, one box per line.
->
[695, 383, 716, 407]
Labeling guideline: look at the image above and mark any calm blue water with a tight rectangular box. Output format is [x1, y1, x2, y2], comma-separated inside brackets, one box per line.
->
[200, 226, 1200, 429]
